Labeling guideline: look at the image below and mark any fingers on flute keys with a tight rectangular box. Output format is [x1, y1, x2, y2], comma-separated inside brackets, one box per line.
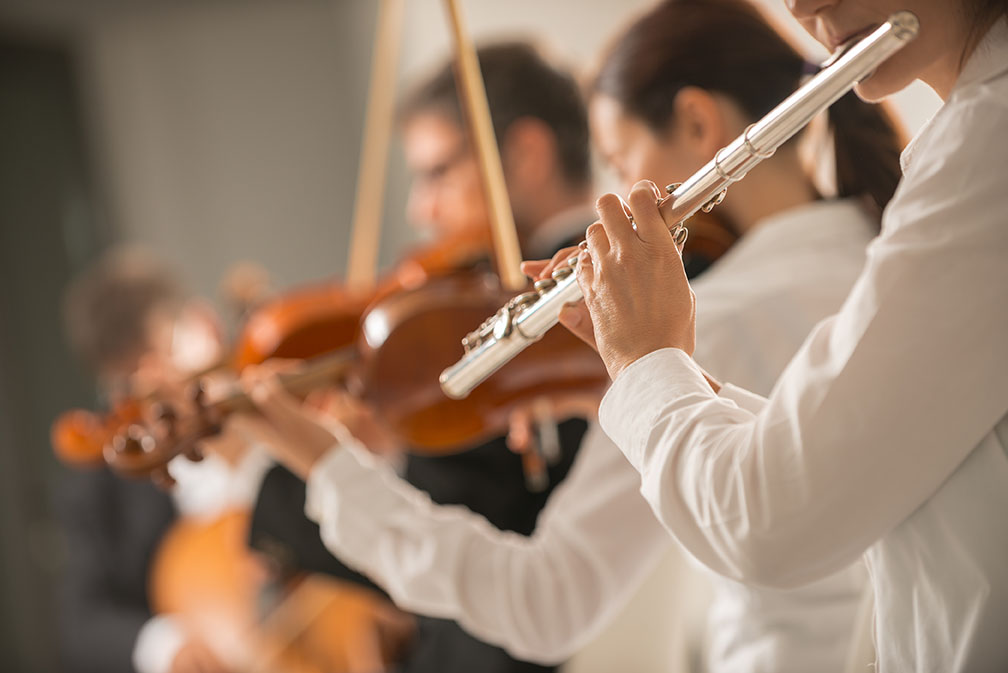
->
[522, 244, 582, 281]
[626, 180, 669, 245]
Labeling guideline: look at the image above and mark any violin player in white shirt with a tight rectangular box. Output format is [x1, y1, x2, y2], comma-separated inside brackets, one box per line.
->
[229, 1, 922, 670]
[543, 0, 1008, 670]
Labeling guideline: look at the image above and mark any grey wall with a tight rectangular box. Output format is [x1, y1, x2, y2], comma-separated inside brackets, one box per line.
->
[0, 34, 107, 672]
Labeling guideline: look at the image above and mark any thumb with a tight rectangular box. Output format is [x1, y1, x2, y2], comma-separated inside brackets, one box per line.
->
[558, 302, 599, 353]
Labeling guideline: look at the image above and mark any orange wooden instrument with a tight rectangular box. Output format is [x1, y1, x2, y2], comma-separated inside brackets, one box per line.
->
[49, 227, 491, 471]
[101, 211, 735, 482]
[52, 400, 143, 467]
[150, 510, 413, 673]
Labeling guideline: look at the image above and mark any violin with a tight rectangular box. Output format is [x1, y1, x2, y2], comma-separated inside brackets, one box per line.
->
[51, 400, 144, 467]
[101, 210, 733, 483]
[234, 227, 491, 368]
[49, 227, 492, 472]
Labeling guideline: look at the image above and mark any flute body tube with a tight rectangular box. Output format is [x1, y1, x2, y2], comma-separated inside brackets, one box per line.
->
[440, 12, 919, 400]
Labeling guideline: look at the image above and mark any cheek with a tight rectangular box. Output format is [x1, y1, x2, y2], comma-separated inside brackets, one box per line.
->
[455, 173, 490, 219]
[633, 148, 695, 188]
[436, 173, 489, 232]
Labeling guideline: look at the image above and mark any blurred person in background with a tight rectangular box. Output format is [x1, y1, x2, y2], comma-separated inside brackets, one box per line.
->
[244, 41, 603, 673]
[58, 246, 265, 673]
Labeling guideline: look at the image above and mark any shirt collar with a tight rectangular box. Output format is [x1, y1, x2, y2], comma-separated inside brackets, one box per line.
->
[696, 199, 872, 281]
[901, 17, 1008, 172]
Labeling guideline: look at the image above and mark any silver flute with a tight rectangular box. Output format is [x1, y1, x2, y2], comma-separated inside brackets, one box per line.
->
[440, 11, 919, 400]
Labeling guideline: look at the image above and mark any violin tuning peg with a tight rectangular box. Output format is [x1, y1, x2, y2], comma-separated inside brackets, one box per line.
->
[111, 425, 149, 457]
[151, 402, 178, 436]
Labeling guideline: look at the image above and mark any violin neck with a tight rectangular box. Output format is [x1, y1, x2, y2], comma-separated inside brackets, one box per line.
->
[212, 349, 357, 416]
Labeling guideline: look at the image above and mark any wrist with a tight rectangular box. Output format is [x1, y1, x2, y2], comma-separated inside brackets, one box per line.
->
[606, 342, 688, 381]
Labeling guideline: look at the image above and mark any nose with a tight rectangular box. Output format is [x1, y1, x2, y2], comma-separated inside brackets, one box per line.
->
[786, 0, 836, 20]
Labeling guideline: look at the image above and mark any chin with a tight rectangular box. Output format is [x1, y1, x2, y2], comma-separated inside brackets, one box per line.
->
[853, 63, 915, 102]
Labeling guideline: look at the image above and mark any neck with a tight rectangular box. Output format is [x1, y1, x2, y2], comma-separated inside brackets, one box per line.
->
[718, 148, 819, 235]
[925, 14, 999, 101]
[923, 51, 969, 101]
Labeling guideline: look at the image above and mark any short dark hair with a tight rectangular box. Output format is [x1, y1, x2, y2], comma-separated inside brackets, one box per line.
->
[399, 41, 591, 187]
[63, 248, 184, 375]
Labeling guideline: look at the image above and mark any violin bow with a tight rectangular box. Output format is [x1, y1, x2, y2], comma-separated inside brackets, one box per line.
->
[442, 0, 526, 292]
[345, 0, 406, 291]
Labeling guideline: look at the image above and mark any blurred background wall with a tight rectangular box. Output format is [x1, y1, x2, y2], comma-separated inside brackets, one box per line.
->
[0, 1, 940, 671]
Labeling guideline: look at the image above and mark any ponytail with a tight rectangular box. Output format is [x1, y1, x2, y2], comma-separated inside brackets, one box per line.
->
[828, 92, 906, 223]
[593, 0, 907, 228]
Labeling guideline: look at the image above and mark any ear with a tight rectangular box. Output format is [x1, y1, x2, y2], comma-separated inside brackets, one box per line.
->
[668, 86, 733, 161]
[500, 117, 559, 190]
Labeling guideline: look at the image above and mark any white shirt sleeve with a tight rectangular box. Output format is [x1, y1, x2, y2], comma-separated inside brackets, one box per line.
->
[598, 94, 1008, 590]
[303, 424, 671, 663]
[132, 615, 186, 673]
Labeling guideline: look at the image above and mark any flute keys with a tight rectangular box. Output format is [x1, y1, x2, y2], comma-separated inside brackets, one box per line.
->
[533, 278, 557, 294]
[508, 291, 538, 310]
[551, 266, 573, 281]
[672, 225, 689, 247]
[702, 188, 727, 212]
[492, 306, 514, 340]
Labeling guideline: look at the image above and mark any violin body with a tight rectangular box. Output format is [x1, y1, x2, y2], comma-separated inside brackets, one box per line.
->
[233, 228, 491, 370]
[355, 270, 610, 452]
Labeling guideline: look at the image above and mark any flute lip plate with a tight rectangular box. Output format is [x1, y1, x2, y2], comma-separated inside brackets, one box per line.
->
[822, 11, 919, 68]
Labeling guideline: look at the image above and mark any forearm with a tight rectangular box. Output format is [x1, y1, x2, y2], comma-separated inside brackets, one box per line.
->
[304, 430, 670, 661]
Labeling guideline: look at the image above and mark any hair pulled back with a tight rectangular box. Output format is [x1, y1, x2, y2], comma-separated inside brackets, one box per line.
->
[592, 0, 905, 217]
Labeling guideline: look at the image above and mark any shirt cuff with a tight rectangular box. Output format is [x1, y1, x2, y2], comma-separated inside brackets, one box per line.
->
[132, 615, 186, 673]
[598, 348, 716, 472]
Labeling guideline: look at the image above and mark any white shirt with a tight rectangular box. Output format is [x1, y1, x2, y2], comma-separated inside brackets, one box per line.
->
[599, 20, 1008, 673]
[303, 198, 877, 672]
[690, 200, 874, 672]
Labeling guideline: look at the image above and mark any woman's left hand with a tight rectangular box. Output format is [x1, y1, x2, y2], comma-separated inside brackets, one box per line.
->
[228, 362, 347, 478]
[578, 179, 697, 380]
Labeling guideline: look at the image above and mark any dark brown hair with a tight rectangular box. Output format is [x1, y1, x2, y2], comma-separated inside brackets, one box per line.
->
[399, 41, 591, 188]
[962, 0, 1008, 64]
[63, 248, 184, 376]
[591, 0, 905, 218]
